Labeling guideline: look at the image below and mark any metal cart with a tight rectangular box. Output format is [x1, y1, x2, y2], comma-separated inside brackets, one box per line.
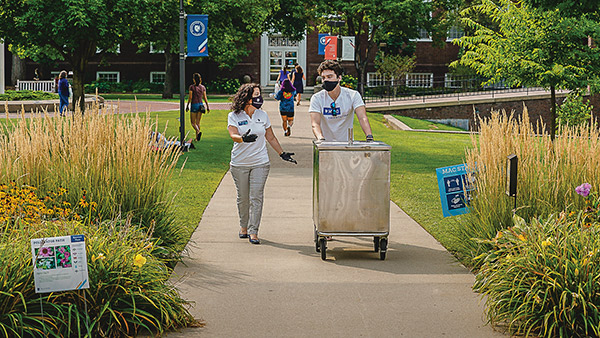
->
[313, 138, 391, 260]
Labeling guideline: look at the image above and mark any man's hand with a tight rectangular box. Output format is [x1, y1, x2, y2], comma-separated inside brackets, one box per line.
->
[241, 129, 258, 143]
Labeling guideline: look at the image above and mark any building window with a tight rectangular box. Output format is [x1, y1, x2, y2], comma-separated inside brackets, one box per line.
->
[268, 36, 299, 47]
[97, 71, 120, 83]
[406, 73, 433, 88]
[446, 26, 465, 41]
[367, 73, 392, 87]
[150, 43, 164, 53]
[150, 72, 166, 84]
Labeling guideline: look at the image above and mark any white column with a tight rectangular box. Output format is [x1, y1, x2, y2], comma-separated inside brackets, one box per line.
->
[0, 42, 5, 94]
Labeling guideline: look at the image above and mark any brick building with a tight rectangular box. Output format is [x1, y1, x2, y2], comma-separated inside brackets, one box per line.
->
[1, 29, 461, 90]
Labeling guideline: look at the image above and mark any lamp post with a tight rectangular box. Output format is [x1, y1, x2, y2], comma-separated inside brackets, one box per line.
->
[0, 42, 5, 94]
[179, 0, 186, 149]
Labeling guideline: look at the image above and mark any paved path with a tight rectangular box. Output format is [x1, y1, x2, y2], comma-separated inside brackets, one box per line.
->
[167, 100, 504, 337]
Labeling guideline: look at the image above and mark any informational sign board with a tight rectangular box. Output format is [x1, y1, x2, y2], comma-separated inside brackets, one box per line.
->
[324, 36, 338, 60]
[31, 235, 89, 293]
[341, 36, 355, 61]
[187, 14, 208, 57]
[318, 34, 329, 55]
[436, 164, 475, 217]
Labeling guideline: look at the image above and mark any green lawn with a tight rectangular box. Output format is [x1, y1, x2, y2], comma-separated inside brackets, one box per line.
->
[100, 93, 231, 103]
[394, 115, 467, 131]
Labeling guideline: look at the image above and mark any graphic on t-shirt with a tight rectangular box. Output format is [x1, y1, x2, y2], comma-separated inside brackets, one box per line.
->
[238, 120, 248, 126]
[323, 107, 341, 117]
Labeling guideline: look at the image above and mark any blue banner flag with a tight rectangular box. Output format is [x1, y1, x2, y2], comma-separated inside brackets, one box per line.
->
[318, 33, 330, 55]
[187, 15, 208, 57]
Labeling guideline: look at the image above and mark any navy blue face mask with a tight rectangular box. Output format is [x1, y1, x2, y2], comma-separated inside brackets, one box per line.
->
[251, 95, 264, 109]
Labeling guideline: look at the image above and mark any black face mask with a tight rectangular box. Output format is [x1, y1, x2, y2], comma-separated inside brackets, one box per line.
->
[251, 95, 264, 109]
[322, 80, 338, 92]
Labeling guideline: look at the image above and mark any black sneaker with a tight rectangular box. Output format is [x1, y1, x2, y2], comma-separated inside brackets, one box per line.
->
[196, 132, 202, 141]
[287, 127, 291, 136]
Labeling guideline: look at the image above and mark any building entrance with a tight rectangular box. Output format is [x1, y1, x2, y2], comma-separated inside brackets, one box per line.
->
[261, 34, 306, 87]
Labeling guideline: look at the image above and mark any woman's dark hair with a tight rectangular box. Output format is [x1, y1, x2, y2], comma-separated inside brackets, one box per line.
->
[295, 64, 303, 74]
[193, 73, 202, 85]
[283, 64, 289, 72]
[317, 60, 343, 77]
[231, 83, 261, 113]
[281, 79, 295, 93]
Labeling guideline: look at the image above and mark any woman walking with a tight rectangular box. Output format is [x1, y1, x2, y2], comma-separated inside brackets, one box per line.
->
[275, 79, 296, 136]
[186, 73, 210, 141]
[290, 64, 305, 105]
[57, 70, 70, 116]
[227, 83, 297, 244]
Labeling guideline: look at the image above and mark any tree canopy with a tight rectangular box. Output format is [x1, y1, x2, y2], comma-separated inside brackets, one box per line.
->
[452, 0, 600, 139]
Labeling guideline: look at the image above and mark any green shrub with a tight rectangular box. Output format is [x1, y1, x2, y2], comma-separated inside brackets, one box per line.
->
[455, 108, 600, 268]
[205, 78, 241, 94]
[340, 74, 358, 90]
[474, 212, 600, 337]
[85, 80, 164, 94]
[557, 89, 593, 128]
[0, 106, 184, 259]
[0, 90, 58, 101]
[0, 219, 194, 337]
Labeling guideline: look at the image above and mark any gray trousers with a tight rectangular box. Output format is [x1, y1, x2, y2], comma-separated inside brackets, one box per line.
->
[230, 164, 270, 235]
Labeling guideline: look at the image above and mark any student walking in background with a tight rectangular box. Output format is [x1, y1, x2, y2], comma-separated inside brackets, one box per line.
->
[227, 83, 297, 244]
[57, 70, 70, 117]
[275, 79, 296, 136]
[290, 64, 305, 105]
[186, 73, 210, 141]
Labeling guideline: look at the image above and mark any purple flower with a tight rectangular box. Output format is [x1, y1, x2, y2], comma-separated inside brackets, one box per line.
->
[576, 183, 592, 197]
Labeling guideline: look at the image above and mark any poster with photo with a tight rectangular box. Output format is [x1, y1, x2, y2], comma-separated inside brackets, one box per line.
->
[31, 235, 89, 293]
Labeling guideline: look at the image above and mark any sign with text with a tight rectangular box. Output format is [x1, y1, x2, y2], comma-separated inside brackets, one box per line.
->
[31, 235, 89, 293]
[436, 164, 475, 217]
[341, 36, 355, 61]
[324, 36, 338, 60]
[187, 14, 208, 57]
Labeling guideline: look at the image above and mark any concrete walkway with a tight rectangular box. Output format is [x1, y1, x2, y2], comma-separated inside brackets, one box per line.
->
[168, 99, 504, 337]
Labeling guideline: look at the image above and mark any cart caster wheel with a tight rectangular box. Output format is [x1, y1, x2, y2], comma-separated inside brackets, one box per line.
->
[379, 238, 388, 260]
[320, 238, 327, 260]
[315, 231, 320, 252]
[373, 236, 380, 252]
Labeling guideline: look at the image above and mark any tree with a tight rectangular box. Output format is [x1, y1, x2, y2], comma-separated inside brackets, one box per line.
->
[374, 51, 416, 96]
[452, 0, 600, 139]
[314, 0, 462, 94]
[0, 0, 152, 112]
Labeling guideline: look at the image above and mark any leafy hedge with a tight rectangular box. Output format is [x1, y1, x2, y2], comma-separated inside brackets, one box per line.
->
[0, 90, 58, 101]
[85, 80, 164, 94]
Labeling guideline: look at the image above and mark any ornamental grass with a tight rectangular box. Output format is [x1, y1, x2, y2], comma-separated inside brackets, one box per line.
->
[0, 103, 184, 258]
[454, 108, 600, 268]
[474, 212, 600, 337]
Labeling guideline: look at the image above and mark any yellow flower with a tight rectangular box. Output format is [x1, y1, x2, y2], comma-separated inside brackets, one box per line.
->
[495, 231, 503, 239]
[92, 253, 105, 262]
[133, 254, 147, 268]
[541, 238, 552, 248]
[517, 234, 526, 242]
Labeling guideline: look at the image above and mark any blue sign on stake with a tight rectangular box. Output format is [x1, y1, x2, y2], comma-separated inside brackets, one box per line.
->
[318, 33, 330, 55]
[436, 164, 475, 217]
[187, 15, 208, 57]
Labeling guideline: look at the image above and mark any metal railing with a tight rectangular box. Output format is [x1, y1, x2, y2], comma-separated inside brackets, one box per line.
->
[16, 80, 55, 92]
[362, 77, 547, 105]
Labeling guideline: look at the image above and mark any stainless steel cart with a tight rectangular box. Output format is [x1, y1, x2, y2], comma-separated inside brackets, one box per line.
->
[313, 139, 391, 260]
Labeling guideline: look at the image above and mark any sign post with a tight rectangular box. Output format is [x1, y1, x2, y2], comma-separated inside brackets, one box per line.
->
[324, 36, 338, 60]
[179, 0, 186, 148]
[0, 42, 5, 94]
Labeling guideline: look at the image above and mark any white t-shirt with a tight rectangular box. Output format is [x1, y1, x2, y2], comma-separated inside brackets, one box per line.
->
[228, 109, 272, 167]
[309, 86, 365, 141]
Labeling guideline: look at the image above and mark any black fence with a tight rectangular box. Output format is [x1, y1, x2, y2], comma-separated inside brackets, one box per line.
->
[361, 77, 545, 104]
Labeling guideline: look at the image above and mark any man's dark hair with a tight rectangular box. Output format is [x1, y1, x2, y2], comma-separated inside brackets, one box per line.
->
[317, 60, 343, 77]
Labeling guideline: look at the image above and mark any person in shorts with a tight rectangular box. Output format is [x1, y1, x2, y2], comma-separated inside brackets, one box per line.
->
[275, 79, 296, 136]
[186, 73, 210, 141]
